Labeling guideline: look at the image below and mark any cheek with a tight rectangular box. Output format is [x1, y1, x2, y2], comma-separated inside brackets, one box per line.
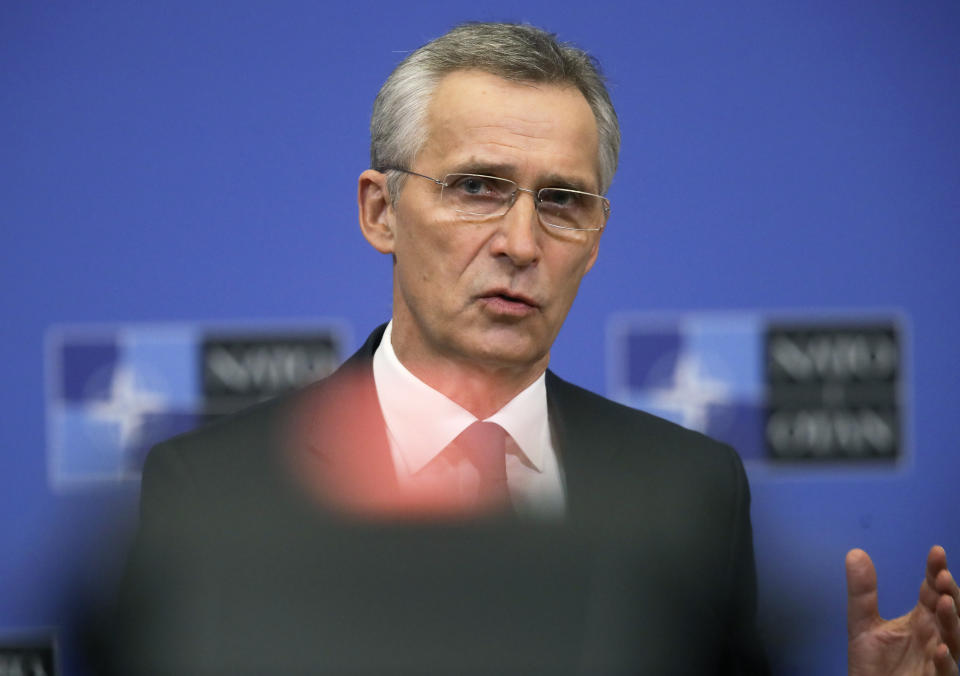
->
[556, 277, 584, 313]
[395, 223, 470, 299]
[421, 227, 487, 281]
[550, 248, 593, 294]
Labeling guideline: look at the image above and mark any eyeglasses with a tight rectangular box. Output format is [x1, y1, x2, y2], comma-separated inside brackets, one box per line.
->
[379, 168, 610, 232]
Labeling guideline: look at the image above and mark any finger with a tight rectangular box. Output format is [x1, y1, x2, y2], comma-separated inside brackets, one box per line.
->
[937, 593, 960, 662]
[929, 546, 949, 586]
[922, 547, 952, 610]
[933, 642, 959, 676]
[847, 548, 880, 638]
[937, 568, 960, 610]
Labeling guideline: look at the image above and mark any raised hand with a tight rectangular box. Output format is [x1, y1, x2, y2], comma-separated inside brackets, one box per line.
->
[847, 546, 960, 676]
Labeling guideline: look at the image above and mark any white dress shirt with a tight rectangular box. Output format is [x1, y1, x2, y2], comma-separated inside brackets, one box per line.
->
[371, 321, 566, 518]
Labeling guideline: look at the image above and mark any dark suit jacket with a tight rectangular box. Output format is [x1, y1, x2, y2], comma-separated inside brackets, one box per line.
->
[115, 324, 768, 675]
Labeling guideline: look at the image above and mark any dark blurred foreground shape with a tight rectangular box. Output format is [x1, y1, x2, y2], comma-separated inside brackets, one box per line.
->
[110, 326, 768, 674]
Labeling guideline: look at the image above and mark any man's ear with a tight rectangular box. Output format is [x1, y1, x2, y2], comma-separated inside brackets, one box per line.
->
[358, 169, 395, 254]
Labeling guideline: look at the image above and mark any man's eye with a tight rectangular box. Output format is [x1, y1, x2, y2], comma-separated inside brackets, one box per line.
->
[449, 175, 498, 195]
[461, 177, 487, 194]
[541, 189, 580, 209]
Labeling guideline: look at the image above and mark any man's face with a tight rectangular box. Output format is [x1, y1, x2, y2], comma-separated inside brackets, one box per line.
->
[382, 70, 604, 377]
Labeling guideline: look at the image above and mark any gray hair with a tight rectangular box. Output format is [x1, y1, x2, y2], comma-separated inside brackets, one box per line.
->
[370, 22, 620, 201]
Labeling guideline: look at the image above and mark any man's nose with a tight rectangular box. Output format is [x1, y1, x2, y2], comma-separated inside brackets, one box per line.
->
[490, 189, 541, 267]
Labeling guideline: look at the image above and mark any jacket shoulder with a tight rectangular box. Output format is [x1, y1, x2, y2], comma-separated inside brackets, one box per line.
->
[143, 389, 291, 483]
[546, 370, 741, 460]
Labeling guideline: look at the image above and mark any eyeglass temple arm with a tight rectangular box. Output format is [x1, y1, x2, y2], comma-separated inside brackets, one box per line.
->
[375, 167, 446, 187]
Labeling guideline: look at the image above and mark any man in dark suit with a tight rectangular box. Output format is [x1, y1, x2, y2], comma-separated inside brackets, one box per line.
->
[119, 22, 959, 675]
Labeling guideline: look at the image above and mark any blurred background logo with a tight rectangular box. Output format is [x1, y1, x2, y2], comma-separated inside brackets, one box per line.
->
[608, 314, 903, 467]
[45, 323, 344, 489]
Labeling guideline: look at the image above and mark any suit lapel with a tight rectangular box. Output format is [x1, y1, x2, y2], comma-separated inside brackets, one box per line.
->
[546, 370, 625, 519]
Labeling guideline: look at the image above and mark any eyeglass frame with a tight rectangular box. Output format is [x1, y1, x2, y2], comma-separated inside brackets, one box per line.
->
[376, 167, 610, 232]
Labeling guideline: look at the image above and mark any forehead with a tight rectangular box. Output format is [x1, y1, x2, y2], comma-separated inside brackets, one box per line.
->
[419, 70, 601, 189]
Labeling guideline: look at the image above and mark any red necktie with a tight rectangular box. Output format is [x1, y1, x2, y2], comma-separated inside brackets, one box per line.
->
[455, 421, 511, 508]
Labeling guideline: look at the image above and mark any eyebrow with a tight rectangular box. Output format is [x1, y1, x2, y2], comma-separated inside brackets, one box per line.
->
[446, 160, 599, 194]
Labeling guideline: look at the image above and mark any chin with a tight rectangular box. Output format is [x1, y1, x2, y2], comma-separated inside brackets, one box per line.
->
[466, 338, 547, 370]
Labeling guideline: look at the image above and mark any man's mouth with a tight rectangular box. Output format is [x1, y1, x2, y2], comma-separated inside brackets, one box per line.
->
[478, 289, 540, 316]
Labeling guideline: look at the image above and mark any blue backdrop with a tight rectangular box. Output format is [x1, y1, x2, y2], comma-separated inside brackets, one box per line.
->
[3, 2, 959, 673]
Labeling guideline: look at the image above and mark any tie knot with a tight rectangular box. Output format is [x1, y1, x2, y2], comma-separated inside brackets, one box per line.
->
[457, 421, 507, 475]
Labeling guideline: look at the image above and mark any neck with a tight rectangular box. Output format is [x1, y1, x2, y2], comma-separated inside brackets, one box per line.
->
[389, 328, 548, 420]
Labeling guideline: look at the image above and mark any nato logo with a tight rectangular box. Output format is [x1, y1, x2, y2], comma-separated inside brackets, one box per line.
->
[608, 313, 904, 468]
[45, 323, 345, 489]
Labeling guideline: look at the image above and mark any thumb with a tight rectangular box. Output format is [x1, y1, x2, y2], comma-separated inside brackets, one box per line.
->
[847, 548, 881, 639]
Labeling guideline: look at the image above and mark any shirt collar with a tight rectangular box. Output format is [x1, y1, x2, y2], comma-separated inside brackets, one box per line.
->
[372, 321, 549, 475]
